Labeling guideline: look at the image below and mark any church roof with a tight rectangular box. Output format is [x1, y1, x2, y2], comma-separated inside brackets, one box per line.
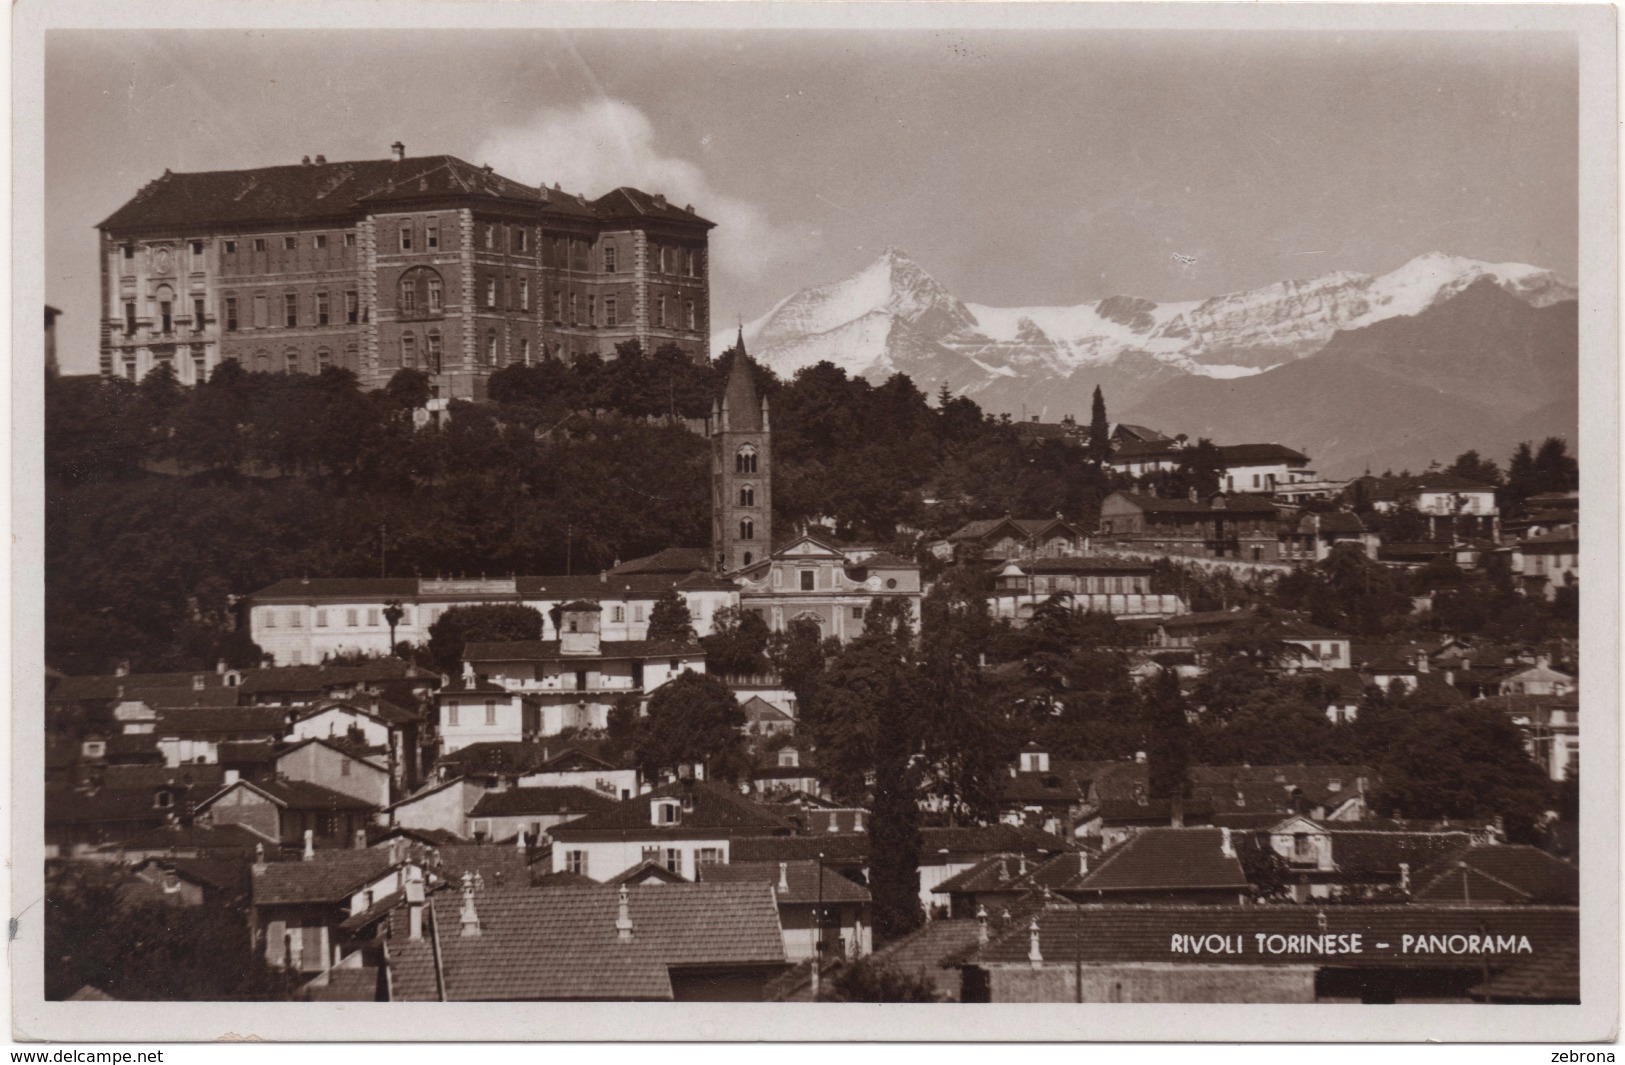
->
[721, 343, 764, 432]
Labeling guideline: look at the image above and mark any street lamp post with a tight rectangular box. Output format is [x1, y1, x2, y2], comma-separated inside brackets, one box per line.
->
[383, 601, 405, 658]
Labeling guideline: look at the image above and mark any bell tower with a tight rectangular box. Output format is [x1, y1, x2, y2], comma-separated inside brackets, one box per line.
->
[711, 332, 771, 573]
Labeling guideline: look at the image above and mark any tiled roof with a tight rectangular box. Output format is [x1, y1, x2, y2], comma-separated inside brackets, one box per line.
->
[739, 696, 792, 724]
[104, 733, 163, 758]
[854, 551, 918, 569]
[1000, 769, 1085, 804]
[959, 903, 1577, 969]
[101, 763, 227, 791]
[218, 740, 279, 765]
[933, 853, 1048, 895]
[306, 967, 381, 1002]
[200, 778, 378, 814]
[237, 660, 433, 694]
[1324, 829, 1474, 877]
[592, 186, 716, 227]
[1001, 556, 1153, 575]
[516, 574, 717, 600]
[730, 834, 870, 864]
[1412, 845, 1579, 905]
[437, 742, 556, 776]
[152, 706, 290, 736]
[251, 577, 423, 600]
[160, 857, 253, 896]
[100, 155, 597, 230]
[548, 780, 792, 838]
[948, 518, 1021, 542]
[1188, 765, 1372, 811]
[462, 639, 704, 663]
[298, 697, 423, 727]
[125, 686, 242, 709]
[533, 870, 599, 888]
[604, 859, 690, 886]
[49, 671, 226, 702]
[1109, 440, 1182, 461]
[1469, 940, 1580, 1002]
[431, 846, 542, 891]
[387, 884, 781, 1001]
[1297, 511, 1368, 534]
[46, 786, 174, 828]
[1076, 828, 1248, 893]
[1217, 443, 1310, 465]
[252, 849, 400, 906]
[608, 548, 709, 575]
[922, 824, 1074, 858]
[468, 786, 616, 819]
[1108, 491, 1280, 516]
[116, 822, 275, 853]
[698, 860, 870, 905]
[275, 737, 389, 773]
[1113, 424, 1170, 443]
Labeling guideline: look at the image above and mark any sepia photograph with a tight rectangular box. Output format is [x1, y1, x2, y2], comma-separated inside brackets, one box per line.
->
[10, 0, 1618, 1044]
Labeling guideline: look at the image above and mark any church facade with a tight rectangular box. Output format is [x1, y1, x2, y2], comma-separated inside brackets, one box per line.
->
[97, 144, 713, 400]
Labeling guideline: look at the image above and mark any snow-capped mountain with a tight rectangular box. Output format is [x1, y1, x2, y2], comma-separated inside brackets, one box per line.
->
[715, 248, 1576, 416]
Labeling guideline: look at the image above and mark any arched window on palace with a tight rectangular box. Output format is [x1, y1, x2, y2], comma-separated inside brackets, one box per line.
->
[739, 484, 755, 507]
[740, 518, 755, 541]
[736, 445, 757, 474]
[398, 267, 444, 320]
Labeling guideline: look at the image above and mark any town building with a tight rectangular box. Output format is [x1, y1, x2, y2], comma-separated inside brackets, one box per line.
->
[698, 859, 873, 961]
[1216, 444, 1313, 495]
[1097, 491, 1290, 562]
[987, 556, 1185, 623]
[244, 573, 737, 667]
[466, 785, 618, 845]
[1278, 511, 1381, 561]
[936, 516, 1087, 562]
[250, 844, 411, 974]
[97, 147, 713, 397]
[197, 778, 377, 853]
[435, 679, 543, 754]
[1510, 531, 1579, 600]
[735, 532, 923, 639]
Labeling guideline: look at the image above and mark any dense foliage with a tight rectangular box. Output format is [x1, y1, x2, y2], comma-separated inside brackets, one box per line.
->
[426, 604, 545, 676]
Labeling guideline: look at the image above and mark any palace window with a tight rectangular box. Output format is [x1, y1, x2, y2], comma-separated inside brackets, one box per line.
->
[159, 301, 172, 334]
[316, 349, 330, 372]
[484, 224, 495, 250]
[400, 279, 417, 315]
[426, 331, 442, 373]
[519, 277, 529, 311]
[193, 298, 207, 332]
[253, 238, 267, 253]
[191, 240, 205, 258]
[345, 291, 359, 324]
[552, 291, 563, 321]
[603, 245, 616, 273]
[515, 228, 528, 253]
[447, 705, 459, 727]
[605, 297, 617, 327]
[401, 333, 416, 369]
[428, 277, 443, 312]
[316, 291, 330, 326]
[285, 352, 300, 374]
[345, 233, 356, 247]
[740, 519, 755, 541]
[485, 701, 497, 726]
[739, 484, 754, 507]
[686, 301, 696, 330]
[665, 848, 682, 874]
[612, 606, 625, 623]
[122, 244, 134, 261]
[284, 293, 298, 328]
[193, 355, 207, 382]
[124, 301, 137, 335]
[588, 295, 597, 325]
[486, 331, 498, 365]
[686, 248, 698, 276]
[315, 610, 328, 627]
[519, 338, 530, 365]
[346, 609, 358, 627]
[426, 220, 438, 250]
[284, 236, 297, 251]
[800, 570, 815, 591]
[399, 225, 412, 252]
[736, 445, 757, 474]
[569, 294, 578, 325]
[314, 235, 328, 250]
[656, 296, 665, 327]
[223, 240, 237, 254]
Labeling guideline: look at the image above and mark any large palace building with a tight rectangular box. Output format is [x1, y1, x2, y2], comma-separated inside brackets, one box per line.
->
[97, 143, 714, 400]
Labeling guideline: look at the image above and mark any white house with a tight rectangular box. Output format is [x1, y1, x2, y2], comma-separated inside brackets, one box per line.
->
[436, 681, 542, 754]
[1217, 444, 1313, 495]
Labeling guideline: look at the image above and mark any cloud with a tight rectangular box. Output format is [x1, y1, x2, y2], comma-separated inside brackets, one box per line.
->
[473, 99, 793, 283]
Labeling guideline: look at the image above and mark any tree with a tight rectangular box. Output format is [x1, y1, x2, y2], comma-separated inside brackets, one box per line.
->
[645, 588, 696, 644]
[425, 604, 545, 676]
[384, 368, 432, 410]
[1447, 450, 1503, 487]
[819, 957, 939, 1002]
[1175, 438, 1225, 497]
[702, 605, 772, 678]
[867, 639, 926, 942]
[1532, 437, 1578, 494]
[1087, 385, 1111, 465]
[1235, 833, 1293, 901]
[1142, 667, 1191, 800]
[634, 669, 749, 782]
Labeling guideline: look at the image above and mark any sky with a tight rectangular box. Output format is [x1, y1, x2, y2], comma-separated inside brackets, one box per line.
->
[44, 27, 1578, 374]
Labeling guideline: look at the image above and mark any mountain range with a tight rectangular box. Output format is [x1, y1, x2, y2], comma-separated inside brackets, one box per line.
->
[717, 249, 1578, 477]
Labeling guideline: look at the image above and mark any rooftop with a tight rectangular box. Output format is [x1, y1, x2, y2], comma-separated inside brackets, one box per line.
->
[547, 780, 793, 838]
[252, 849, 400, 906]
[1075, 828, 1249, 894]
[697, 859, 870, 905]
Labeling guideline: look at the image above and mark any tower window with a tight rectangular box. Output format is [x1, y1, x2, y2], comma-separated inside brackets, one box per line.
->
[739, 484, 754, 507]
[740, 519, 755, 541]
[191, 240, 205, 257]
[223, 240, 237, 254]
[736, 445, 757, 474]
[588, 295, 597, 325]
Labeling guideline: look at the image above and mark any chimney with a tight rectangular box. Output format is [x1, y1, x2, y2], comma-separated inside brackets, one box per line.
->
[1416, 651, 1429, 674]
[778, 862, 790, 892]
[314, 155, 326, 165]
[216, 659, 227, 675]
[116, 660, 130, 678]
[826, 814, 839, 833]
[303, 829, 315, 861]
[599, 570, 607, 584]
[1134, 750, 1147, 764]
[1398, 862, 1410, 894]
[976, 905, 989, 945]
[459, 872, 481, 936]
[224, 768, 239, 785]
[1078, 851, 1089, 877]
[1170, 796, 1185, 829]
[652, 193, 667, 209]
[516, 827, 527, 852]
[253, 842, 266, 873]
[390, 141, 406, 162]
[1219, 827, 1235, 858]
[615, 884, 634, 941]
[405, 866, 426, 940]
[853, 810, 864, 832]
[301, 155, 312, 166]
[1027, 918, 1043, 969]
[1188, 487, 1199, 503]
[1017, 853, 1028, 877]
[354, 828, 367, 850]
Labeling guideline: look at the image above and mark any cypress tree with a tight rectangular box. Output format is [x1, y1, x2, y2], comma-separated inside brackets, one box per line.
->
[1088, 385, 1111, 465]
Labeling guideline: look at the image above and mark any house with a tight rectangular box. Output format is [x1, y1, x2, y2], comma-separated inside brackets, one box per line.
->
[1410, 844, 1579, 906]
[1469, 942, 1580, 1004]
[1189, 765, 1372, 821]
[149, 706, 293, 766]
[952, 901, 1577, 1003]
[197, 778, 378, 853]
[1485, 693, 1579, 782]
[942, 516, 1086, 562]
[1069, 827, 1250, 905]
[435, 680, 542, 753]
[287, 697, 428, 792]
[699, 860, 873, 961]
[122, 857, 251, 909]
[1279, 511, 1381, 562]
[274, 737, 392, 809]
[516, 747, 641, 801]
[734, 532, 923, 641]
[1349, 473, 1500, 540]
[547, 779, 793, 882]
[460, 600, 708, 734]
[1097, 491, 1289, 562]
[466, 786, 618, 844]
[987, 556, 1185, 623]
[384, 882, 789, 1001]
[250, 845, 411, 972]
[1250, 814, 1475, 901]
[1510, 533, 1579, 600]
[1194, 617, 1352, 672]
[740, 695, 795, 737]
[996, 744, 1090, 838]
[384, 776, 486, 840]
[1125, 607, 1260, 650]
[747, 746, 823, 798]
[1216, 443, 1312, 495]
[1106, 438, 1187, 477]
